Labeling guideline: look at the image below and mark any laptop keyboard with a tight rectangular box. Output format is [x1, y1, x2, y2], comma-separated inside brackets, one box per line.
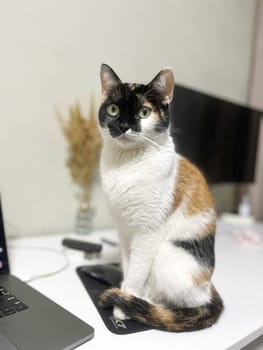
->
[0, 286, 28, 318]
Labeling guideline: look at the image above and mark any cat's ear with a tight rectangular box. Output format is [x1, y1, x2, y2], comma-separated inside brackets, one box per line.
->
[148, 68, 175, 104]
[100, 64, 122, 97]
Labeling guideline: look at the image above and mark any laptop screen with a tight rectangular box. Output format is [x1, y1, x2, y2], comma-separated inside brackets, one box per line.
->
[0, 198, 10, 275]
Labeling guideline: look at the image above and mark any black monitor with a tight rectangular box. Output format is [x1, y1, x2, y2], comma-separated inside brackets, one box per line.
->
[170, 85, 262, 183]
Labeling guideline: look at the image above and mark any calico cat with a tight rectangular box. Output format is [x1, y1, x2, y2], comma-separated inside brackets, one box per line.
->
[98, 64, 223, 332]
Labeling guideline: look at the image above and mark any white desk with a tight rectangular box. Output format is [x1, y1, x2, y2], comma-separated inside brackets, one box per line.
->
[7, 222, 263, 350]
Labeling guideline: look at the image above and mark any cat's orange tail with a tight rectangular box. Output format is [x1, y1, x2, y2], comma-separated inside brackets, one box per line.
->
[99, 287, 223, 332]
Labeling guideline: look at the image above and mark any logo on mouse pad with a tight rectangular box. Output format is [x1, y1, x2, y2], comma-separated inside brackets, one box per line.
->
[109, 316, 127, 329]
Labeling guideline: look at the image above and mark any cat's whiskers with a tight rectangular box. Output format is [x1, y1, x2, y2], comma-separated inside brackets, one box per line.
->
[141, 135, 160, 148]
[127, 131, 160, 149]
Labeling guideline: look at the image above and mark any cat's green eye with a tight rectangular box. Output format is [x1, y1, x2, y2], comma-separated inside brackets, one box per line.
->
[107, 104, 120, 117]
[138, 106, 152, 119]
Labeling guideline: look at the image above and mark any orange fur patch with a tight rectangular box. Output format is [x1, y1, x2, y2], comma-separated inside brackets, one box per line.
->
[172, 157, 216, 236]
[142, 101, 153, 109]
[193, 268, 214, 287]
[173, 158, 215, 214]
[142, 101, 160, 120]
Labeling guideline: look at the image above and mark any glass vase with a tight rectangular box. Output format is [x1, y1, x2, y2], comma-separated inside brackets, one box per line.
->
[75, 189, 93, 234]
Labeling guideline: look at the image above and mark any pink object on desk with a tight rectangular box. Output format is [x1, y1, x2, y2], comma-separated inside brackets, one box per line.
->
[232, 228, 263, 245]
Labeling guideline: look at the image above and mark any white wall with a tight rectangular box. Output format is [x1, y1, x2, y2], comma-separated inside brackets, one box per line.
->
[0, 0, 257, 236]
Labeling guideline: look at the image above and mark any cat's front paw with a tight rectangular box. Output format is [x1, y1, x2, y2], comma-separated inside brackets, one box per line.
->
[113, 306, 129, 320]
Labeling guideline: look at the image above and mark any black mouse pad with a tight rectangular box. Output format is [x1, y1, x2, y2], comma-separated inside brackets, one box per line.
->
[76, 264, 152, 334]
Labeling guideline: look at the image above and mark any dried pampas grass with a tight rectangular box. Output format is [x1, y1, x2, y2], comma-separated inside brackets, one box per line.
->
[58, 96, 102, 208]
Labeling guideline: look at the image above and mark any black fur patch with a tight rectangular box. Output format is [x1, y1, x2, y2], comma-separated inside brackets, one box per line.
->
[172, 234, 215, 267]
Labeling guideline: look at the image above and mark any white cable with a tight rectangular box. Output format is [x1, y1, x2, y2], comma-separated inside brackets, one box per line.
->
[7, 245, 70, 283]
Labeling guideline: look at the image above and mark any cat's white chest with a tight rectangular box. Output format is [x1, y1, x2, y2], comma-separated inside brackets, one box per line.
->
[103, 164, 155, 219]
[101, 143, 176, 232]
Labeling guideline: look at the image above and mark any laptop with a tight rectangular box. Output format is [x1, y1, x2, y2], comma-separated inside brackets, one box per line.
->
[0, 198, 94, 350]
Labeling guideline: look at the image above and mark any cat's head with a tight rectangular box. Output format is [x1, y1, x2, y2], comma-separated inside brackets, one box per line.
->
[98, 64, 174, 149]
